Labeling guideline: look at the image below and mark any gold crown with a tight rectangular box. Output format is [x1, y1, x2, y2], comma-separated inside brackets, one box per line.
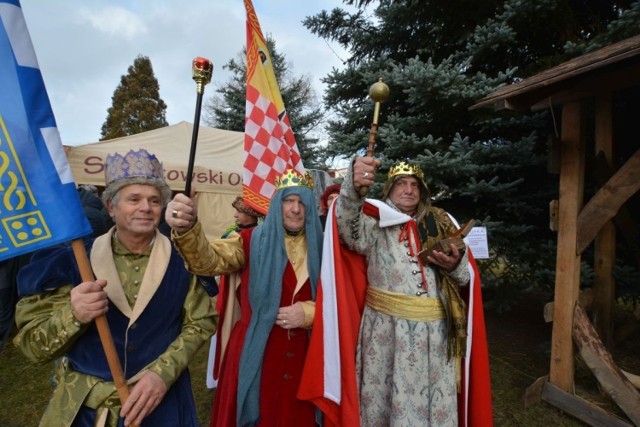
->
[275, 169, 314, 190]
[388, 161, 424, 179]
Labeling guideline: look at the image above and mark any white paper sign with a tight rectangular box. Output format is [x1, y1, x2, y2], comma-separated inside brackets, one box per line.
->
[465, 226, 489, 259]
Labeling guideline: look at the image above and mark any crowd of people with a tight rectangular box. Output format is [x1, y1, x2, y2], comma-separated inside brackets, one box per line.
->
[5, 148, 490, 426]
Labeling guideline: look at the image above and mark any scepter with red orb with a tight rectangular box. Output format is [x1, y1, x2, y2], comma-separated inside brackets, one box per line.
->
[185, 57, 213, 195]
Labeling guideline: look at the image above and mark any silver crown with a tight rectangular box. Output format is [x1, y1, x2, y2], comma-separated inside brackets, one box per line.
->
[104, 149, 164, 185]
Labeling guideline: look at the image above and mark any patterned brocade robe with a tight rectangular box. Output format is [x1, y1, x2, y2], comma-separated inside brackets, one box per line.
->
[335, 167, 470, 427]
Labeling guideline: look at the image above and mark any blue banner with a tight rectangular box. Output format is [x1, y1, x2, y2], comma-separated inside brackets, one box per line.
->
[0, 0, 92, 261]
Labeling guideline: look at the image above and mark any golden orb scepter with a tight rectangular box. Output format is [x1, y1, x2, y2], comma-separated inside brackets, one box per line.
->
[360, 78, 390, 196]
[366, 78, 390, 156]
[185, 57, 213, 195]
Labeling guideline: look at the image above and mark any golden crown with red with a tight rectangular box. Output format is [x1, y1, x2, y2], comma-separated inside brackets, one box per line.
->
[274, 169, 314, 190]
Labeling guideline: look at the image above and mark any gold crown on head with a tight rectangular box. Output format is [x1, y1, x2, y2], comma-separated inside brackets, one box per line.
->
[275, 169, 314, 190]
[388, 161, 424, 179]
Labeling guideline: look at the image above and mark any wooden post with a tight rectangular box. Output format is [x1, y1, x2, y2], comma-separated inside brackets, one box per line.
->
[593, 94, 616, 349]
[549, 102, 585, 391]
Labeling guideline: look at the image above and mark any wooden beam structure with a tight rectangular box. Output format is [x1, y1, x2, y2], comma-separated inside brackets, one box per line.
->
[470, 35, 640, 112]
[549, 102, 585, 390]
[470, 35, 640, 425]
[573, 304, 640, 424]
[541, 381, 633, 427]
[592, 94, 616, 349]
[576, 149, 640, 254]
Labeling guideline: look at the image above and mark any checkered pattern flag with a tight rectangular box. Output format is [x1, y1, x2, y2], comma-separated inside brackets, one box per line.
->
[243, 0, 305, 215]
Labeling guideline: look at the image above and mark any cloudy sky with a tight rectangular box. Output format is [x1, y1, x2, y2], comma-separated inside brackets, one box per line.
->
[19, 0, 352, 146]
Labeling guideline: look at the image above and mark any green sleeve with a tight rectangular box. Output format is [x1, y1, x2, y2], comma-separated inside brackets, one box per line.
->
[13, 285, 86, 363]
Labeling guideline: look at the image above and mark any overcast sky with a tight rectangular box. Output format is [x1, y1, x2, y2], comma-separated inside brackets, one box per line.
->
[19, 0, 351, 146]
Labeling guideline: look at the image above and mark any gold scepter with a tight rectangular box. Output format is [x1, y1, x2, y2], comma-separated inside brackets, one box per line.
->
[185, 57, 213, 195]
[360, 78, 390, 196]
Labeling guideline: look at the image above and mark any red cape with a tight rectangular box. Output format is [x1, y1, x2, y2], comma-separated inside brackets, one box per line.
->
[298, 203, 493, 426]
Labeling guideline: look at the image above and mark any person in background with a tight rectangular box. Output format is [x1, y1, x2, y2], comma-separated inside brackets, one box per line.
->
[13, 149, 217, 426]
[319, 183, 341, 230]
[0, 253, 31, 352]
[220, 196, 263, 238]
[166, 169, 322, 427]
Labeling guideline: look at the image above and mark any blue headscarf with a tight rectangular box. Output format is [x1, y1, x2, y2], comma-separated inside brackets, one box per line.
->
[236, 185, 323, 426]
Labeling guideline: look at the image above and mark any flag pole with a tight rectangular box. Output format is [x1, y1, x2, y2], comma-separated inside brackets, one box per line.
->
[185, 57, 213, 195]
[70, 239, 136, 425]
[359, 78, 389, 197]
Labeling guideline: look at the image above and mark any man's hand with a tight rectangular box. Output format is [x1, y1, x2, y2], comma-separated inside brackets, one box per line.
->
[120, 371, 168, 427]
[70, 279, 108, 324]
[353, 156, 381, 194]
[276, 302, 306, 329]
[426, 243, 464, 272]
[165, 193, 197, 235]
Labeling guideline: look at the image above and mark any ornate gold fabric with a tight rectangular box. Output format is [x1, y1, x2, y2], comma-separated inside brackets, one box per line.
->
[422, 207, 468, 360]
[366, 286, 445, 321]
[172, 222, 245, 276]
[284, 232, 308, 289]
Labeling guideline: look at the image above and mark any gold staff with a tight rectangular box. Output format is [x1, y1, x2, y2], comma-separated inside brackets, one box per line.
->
[360, 77, 390, 196]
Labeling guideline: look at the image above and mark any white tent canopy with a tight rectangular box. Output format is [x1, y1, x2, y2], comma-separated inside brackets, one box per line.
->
[66, 121, 244, 239]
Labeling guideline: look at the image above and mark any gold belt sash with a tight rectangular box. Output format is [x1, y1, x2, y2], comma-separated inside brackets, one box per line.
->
[366, 286, 445, 321]
[83, 369, 145, 427]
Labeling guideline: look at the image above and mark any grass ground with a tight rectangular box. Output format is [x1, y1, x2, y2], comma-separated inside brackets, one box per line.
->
[1, 292, 638, 426]
[0, 337, 215, 427]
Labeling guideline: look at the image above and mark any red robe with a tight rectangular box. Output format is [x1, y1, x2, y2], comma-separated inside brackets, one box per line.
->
[211, 229, 316, 427]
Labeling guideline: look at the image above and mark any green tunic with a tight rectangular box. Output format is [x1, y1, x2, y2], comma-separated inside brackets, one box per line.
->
[13, 229, 217, 427]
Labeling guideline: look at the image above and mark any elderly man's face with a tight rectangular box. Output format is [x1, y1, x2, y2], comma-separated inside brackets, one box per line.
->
[389, 176, 420, 215]
[107, 184, 162, 238]
[282, 194, 306, 232]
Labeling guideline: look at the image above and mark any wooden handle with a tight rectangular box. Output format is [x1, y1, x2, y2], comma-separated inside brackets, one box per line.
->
[71, 239, 136, 425]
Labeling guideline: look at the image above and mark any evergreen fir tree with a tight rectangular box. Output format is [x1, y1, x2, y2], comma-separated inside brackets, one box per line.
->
[305, 0, 639, 308]
[203, 37, 326, 169]
[100, 55, 168, 140]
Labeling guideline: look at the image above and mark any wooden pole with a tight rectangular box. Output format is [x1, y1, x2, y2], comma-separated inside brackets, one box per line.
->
[70, 240, 132, 411]
[593, 94, 616, 349]
[549, 101, 585, 391]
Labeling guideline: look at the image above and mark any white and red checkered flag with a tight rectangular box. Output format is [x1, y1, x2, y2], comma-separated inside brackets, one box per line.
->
[242, 0, 305, 215]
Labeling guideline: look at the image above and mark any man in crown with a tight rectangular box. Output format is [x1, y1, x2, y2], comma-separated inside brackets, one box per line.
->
[304, 155, 492, 426]
[165, 168, 323, 427]
[13, 149, 217, 426]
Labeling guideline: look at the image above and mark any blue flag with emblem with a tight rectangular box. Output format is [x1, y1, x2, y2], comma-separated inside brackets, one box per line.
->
[0, 0, 92, 261]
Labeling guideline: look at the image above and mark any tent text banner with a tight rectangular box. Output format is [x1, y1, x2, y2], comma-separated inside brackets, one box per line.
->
[66, 121, 244, 239]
